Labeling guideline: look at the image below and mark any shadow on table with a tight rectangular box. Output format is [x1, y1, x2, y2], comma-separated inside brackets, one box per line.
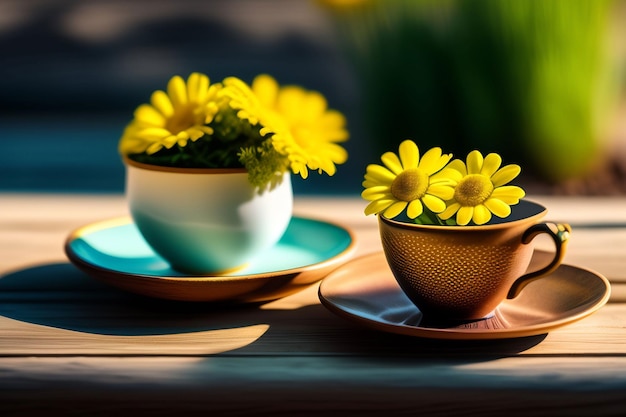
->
[0, 262, 546, 358]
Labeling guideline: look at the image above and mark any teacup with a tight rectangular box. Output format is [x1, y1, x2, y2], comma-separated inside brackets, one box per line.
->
[378, 200, 571, 320]
[125, 159, 293, 275]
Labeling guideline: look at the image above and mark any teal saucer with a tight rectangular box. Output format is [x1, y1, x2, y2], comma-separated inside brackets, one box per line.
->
[65, 216, 355, 303]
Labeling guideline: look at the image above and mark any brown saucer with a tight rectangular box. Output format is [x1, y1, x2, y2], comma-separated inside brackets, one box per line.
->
[318, 251, 610, 340]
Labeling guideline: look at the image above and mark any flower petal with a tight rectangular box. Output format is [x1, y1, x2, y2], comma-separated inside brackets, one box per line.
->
[187, 72, 209, 103]
[419, 147, 450, 175]
[472, 204, 492, 225]
[146, 142, 164, 155]
[150, 90, 174, 118]
[481, 153, 502, 177]
[406, 199, 424, 218]
[457, 206, 474, 226]
[491, 185, 525, 203]
[161, 135, 178, 148]
[293, 162, 309, 179]
[324, 143, 348, 164]
[135, 104, 165, 126]
[484, 198, 512, 218]
[188, 128, 205, 141]
[361, 186, 391, 200]
[362, 185, 390, 195]
[364, 199, 393, 216]
[491, 164, 522, 187]
[381, 151, 403, 175]
[252, 74, 279, 107]
[362, 179, 379, 188]
[365, 164, 396, 184]
[422, 194, 446, 213]
[427, 184, 455, 200]
[431, 167, 462, 184]
[383, 201, 408, 219]
[445, 159, 467, 177]
[466, 150, 484, 175]
[167, 75, 188, 108]
[439, 202, 460, 220]
[398, 140, 419, 169]
[137, 127, 171, 140]
[187, 72, 200, 103]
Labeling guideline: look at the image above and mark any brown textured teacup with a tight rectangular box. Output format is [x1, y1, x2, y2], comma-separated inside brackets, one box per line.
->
[378, 200, 571, 320]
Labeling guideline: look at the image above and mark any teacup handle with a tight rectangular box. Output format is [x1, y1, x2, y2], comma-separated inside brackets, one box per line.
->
[507, 222, 572, 299]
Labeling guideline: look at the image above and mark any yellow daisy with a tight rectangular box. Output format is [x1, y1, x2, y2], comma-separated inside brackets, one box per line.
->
[362, 140, 455, 219]
[119, 73, 220, 156]
[222, 74, 349, 179]
[439, 150, 526, 225]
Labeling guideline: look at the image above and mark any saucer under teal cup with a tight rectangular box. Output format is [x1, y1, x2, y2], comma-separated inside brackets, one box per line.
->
[65, 215, 355, 303]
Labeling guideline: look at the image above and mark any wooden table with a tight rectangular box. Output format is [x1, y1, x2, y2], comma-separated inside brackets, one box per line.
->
[2, 193, 626, 416]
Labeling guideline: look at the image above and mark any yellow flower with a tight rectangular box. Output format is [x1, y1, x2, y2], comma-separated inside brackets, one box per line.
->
[439, 150, 526, 225]
[222, 74, 348, 179]
[119, 73, 220, 155]
[362, 140, 455, 219]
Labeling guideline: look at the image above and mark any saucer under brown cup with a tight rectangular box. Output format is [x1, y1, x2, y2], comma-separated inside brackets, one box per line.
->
[378, 200, 571, 320]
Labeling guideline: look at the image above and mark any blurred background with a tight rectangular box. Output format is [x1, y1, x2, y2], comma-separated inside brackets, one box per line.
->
[1, 0, 626, 195]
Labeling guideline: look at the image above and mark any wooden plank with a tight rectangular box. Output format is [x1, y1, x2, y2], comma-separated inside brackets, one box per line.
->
[0, 193, 624, 358]
[1, 356, 626, 416]
[0, 277, 622, 357]
[1, 194, 626, 415]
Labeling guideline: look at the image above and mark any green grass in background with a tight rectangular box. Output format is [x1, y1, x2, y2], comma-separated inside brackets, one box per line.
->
[325, 0, 621, 183]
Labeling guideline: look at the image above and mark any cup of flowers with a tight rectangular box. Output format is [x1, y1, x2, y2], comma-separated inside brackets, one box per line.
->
[362, 140, 571, 320]
[118, 72, 348, 274]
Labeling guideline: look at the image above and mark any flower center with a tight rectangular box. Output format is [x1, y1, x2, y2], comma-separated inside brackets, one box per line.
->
[166, 105, 196, 134]
[390, 168, 429, 202]
[454, 174, 494, 206]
